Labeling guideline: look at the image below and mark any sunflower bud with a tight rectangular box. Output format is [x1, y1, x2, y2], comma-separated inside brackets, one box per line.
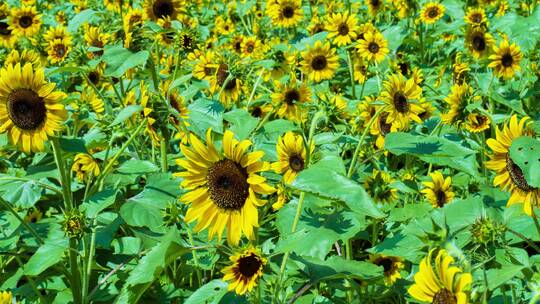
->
[62, 210, 86, 239]
[470, 217, 506, 247]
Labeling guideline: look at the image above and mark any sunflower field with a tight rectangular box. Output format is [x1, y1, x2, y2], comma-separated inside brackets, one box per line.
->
[1, 0, 540, 303]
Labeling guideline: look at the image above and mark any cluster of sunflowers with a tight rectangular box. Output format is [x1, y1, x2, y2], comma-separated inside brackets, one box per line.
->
[0, 0, 539, 303]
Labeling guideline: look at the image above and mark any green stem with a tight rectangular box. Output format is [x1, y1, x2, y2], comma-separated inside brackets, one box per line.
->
[247, 68, 265, 108]
[82, 218, 97, 304]
[506, 227, 540, 253]
[346, 50, 356, 98]
[147, 55, 160, 91]
[347, 108, 385, 178]
[13, 255, 47, 304]
[186, 225, 202, 286]
[160, 139, 168, 173]
[51, 137, 73, 210]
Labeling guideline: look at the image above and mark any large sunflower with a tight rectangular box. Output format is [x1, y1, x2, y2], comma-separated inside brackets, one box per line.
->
[0, 64, 67, 153]
[421, 171, 455, 208]
[0, 4, 17, 48]
[271, 77, 312, 122]
[380, 73, 423, 130]
[271, 131, 307, 184]
[267, 0, 303, 28]
[408, 249, 472, 304]
[8, 6, 41, 37]
[419, 2, 445, 24]
[486, 115, 539, 215]
[175, 130, 276, 246]
[357, 30, 389, 63]
[488, 39, 523, 80]
[370, 254, 404, 285]
[222, 247, 267, 295]
[300, 41, 340, 82]
[144, 0, 185, 21]
[326, 12, 360, 46]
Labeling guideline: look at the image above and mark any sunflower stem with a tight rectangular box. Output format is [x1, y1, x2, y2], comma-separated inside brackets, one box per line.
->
[346, 50, 356, 98]
[51, 137, 73, 210]
[82, 218, 97, 304]
[247, 68, 265, 108]
[160, 138, 168, 173]
[185, 224, 203, 286]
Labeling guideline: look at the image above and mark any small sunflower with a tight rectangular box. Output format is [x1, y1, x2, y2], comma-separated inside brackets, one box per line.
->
[366, 0, 385, 16]
[485, 115, 540, 215]
[370, 111, 394, 150]
[0, 291, 12, 304]
[421, 171, 455, 208]
[25, 208, 42, 223]
[144, 0, 185, 21]
[465, 28, 494, 59]
[488, 39, 523, 80]
[0, 64, 67, 153]
[353, 56, 369, 84]
[271, 131, 307, 184]
[420, 2, 445, 24]
[357, 30, 389, 63]
[9, 6, 42, 37]
[43, 25, 71, 43]
[326, 12, 360, 46]
[84, 25, 110, 59]
[175, 130, 276, 246]
[300, 41, 340, 82]
[241, 36, 263, 58]
[267, 0, 303, 28]
[46, 38, 71, 64]
[0, 4, 17, 48]
[307, 15, 325, 35]
[370, 254, 404, 285]
[464, 113, 490, 133]
[464, 7, 488, 28]
[192, 50, 216, 81]
[408, 249, 472, 304]
[271, 77, 312, 122]
[441, 83, 475, 129]
[72, 153, 101, 181]
[364, 169, 398, 204]
[222, 247, 267, 295]
[272, 183, 291, 211]
[380, 73, 423, 130]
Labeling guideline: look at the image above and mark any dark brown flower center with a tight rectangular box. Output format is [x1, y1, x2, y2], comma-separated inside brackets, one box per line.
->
[19, 15, 33, 28]
[338, 23, 349, 36]
[251, 106, 262, 118]
[472, 34, 486, 51]
[288, 154, 304, 172]
[153, 0, 174, 19]
[54, 44, 67, 57]
[368, 42, 380, 54]
[501, 53, 513, 67]
[432, 288, 457, 304]
[207, 159, 249, 211]
[428, 7, 439, 19]
[393, 92, 409, 113]
[7, 88, 47, 130]
[224, 78, 237, 90]
[375, 257, 394, 274]
[246, 42, 255, 53]
[282, 5, 295, 18]
[378, 113, 391, 136]
[0, 21, 11, 36]
[505, 154, 535, 192]
[399, 62, 409, 76]
[370, 0, 381, 8]
[311, 55, 328, 70]
[436, 189, 447, 207]
[284, 89, 300, 105]
[471, 13, 482, 23]
[237, 253, 262, 277]
[216, 64, 229, 86]
[88, 71, 100, 85]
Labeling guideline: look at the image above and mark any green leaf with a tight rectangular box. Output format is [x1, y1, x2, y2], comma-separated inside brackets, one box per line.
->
[223, 109, 259, 140]
[59, 137, 87, 153]
[184, 280, 229, 304]
[276, 228, 339, 260]
[2, 180, 42, 208]
[24, 237, 68, 276]
[102, 45, 149, 78]
[111, 105, 143, 127]
[81, 189, 117, 218]
[291, 164, 383, 218]
[508, 136, 540, 188]
[384, 132, 479, 175]
[294, 255, 382, 283]
[187, 99, 224, 138]
[116, 160, 159, 175]
[67, 9, 96, 33]
[168, 74, 192, 92]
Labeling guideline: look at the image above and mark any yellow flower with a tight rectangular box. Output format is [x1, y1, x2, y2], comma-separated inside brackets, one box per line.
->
[272, 183, 290, 210]
[421, 171, 455, 208]
[72, 153, 101, 181]
[0, 63, 67, 153]
[25, 208, 42, 223]
[420, 2, 445, 24]
[465, 28, 494, 59]
[0, 4, 17, 48]
[144, 0, 185, 21]
[366, 0, 385, 16]
[175, 130, 276, 246]
[9, 6, 42, 37]
[356, 30, 389, 63]
[326, 12, 360, 46]
[364, 169, 398, 204]
[271, 131, 307, 184]
[222, 247, 267, 295]
[488, 39, 523, 80]
[441, 83, 474, 129]
[83, 25, 110, 59]
[4, 49, 41, 69]
[485, 115, 539, 215]
[408, 249, 472, 303]
[46, 38, 71, 64]
[464, 7, 488, 28]
[271, 77, 312, 122]
[267, 0, 303, 28]
[300, 41, 340, 82]
[380, 73, 423, 130]
[370, 254, 404, 285]
[0, 290, 13, 304]
[464, 113, 490, 133]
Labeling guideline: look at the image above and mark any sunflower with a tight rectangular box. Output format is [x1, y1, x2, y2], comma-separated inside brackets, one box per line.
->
[271, 77, 312, 122]
[272, 183, 291, 210]
[46, 38, 71, 64]
[370, 254, 404, 285]
[409, 249, 472, 304]
[464, 113, 490, 133]
[464, 7, 488, 28]
[0, 64, 67, 153]
[307, 15, 325, 35]
[485, 115, 540, 215]
[215, 16, 235, 35]
[488, 39, 523, 80]
[271, 131, 307, 184]
[421, 171, 455, 208]
[222, 247, 267, 295]
[175, 130, 276, 245]
[0, 291, 12, 304]
[353, 56, 369, 84]
[76, 88, 104, 115]
[452, 53, 470, 85]
[72, 153, 101, 181]
[326, 12, 360, 46]
[366, 0, 385, 16]
[300, 41, 339, 82]
[218, 77, 244, 108]
[380, 73, 423, 130]
[25, 208, 42, 223]
[465, 28, 494, 59]
[267, 0, 303, 28]
[370, 111, 394, 150]
[0, 4, 17, 48]
[4, 49, 41, 69]
[144, 0, 185, 21]
[192, 50, 216, 81]
[43, 25, 71, 43]
[8, 6, 41, 37]
[138, 82, 160, 143]
[241, 36, 263, 58]
[364, 169, 398, 204]
[441, 83, 474, 128]
[357, 30, 389, 63]
[84, 25, 110, 59]
[156, 17, 176, 46]
[420, 2, 445, 24]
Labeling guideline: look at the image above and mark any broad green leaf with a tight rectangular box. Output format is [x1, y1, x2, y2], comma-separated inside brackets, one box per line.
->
[102, 45, 149, 78]
[59, 137, 87, 153]
[223, 109, 259, 140]
[184, 280, 229, 304]
[81, 189, 118, 218]
[388, 203, 432, 222]
[275, 228, 339, 260]
[67, 9, 96, 33]
[116, 159, 159, 175]
[2, 180, 42, 208]
[291, 165, 383, 218]
[111, 105, 143, 127]
[187, 99, 224, 138]
[168, 74, 192, 92]
[509, 136, 540, 188]
[24, 237, 68, 276]
[294, 255, 382, 283]
[384, 132, 479, 175]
